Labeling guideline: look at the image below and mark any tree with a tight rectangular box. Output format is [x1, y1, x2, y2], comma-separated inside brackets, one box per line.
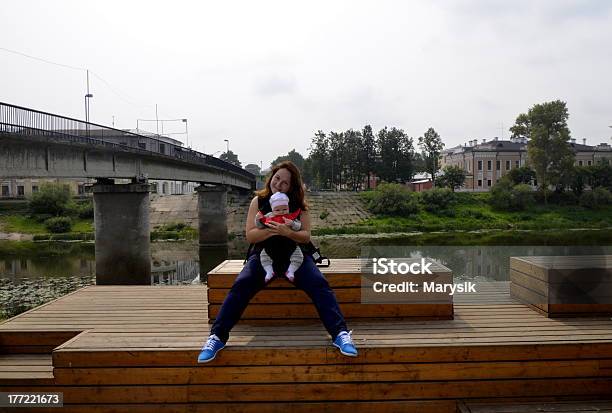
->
[570, 166, 589, 196]
[244, 163, 261, 176]
[418, 127, 444, 186]
[510, 100, 574, 204]
[438, 165, 466, 192]
[377, 127, 414, 184]
[308, 131, 331, 190]
[220, 150, 241, 168]
[507, 166, 536, 186]
[343, 129, 364, 190]
[586, 162, 612, 190]
[271, 149, 305, 172]
[361, 125, 377, 189]
[29, 182, 72, 216]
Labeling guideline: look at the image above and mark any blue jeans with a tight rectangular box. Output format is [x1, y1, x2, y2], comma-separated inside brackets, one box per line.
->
[210, 254, 348, 343]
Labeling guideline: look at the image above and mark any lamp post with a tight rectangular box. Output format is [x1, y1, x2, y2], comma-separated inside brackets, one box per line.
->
[84, 93, 93, 123]
[182, 119, 189, 148]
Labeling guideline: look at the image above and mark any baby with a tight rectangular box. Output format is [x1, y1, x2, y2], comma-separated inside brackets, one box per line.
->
[255, 192, 303, 283]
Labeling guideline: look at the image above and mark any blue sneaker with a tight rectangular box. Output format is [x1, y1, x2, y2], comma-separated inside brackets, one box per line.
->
[197, 334, 225, 363]
[333, 330, 358, 357]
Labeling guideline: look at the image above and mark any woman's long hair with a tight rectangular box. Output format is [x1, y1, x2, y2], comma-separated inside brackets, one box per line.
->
[256, 161, 308, 211]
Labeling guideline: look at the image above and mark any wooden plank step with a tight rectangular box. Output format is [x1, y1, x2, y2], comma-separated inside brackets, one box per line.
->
[2, 378, 612, 403]
[460, 399, 612, 412]
[0, 354, 54, 385]
[52, 342, 612, 368]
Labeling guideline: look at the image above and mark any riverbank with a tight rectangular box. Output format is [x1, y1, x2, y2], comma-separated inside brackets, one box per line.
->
[313, 196, 612, 235]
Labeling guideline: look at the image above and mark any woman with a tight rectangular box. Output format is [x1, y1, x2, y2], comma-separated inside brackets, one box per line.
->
[198, 161, 357, 363]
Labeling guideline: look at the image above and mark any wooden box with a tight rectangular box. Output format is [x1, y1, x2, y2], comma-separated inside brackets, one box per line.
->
[207, 258, 454, 324]
[510, 255, 612, 317]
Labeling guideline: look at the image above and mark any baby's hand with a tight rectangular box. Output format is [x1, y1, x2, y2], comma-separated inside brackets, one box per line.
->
[255, 211, 263, 220]
[282, 217, 294, 226]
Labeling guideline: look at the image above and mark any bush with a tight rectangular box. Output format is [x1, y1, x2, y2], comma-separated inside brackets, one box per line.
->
[507, 166, 536, 185]
[511, 184, 535, 210]
[44, 216, 72, 233]
[28, 183, 72, 216]
[490, 181, 534, 211]
[580, 187, 612, 209]
[364, 183, 420, 216]
[548, 191, 578, 206]
[420, 188, 455, 212]
[76, 202, 94, 219]
[162, 222, 188, 232]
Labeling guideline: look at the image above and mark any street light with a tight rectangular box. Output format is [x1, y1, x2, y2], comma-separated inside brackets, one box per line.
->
[182, 119, 189, 148]
[84, 93, 93, 123]
[224, 139, 229, 154]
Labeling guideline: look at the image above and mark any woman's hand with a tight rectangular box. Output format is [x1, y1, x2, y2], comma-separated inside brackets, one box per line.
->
[264, 220, 292, 237]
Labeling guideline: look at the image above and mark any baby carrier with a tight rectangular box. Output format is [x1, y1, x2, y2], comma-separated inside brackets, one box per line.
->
[244, 196, 330, 268]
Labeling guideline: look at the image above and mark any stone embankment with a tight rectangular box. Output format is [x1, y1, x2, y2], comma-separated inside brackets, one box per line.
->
[149, 192, 371, 235]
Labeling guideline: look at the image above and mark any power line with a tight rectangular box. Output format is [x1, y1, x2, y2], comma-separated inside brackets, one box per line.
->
[0, 46, 84, 71]
[0, 46, 157, 111]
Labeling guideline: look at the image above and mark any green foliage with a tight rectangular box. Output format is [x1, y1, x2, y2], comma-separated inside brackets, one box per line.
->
[420, 188, 455, 212]
[271, 149, 305, 172]
[570, 166, 589, 196]
[33, 233, 94, 241]
[244, 163, 261, 176]
[490, 180, 534, 211]
[219, 150, 241, 168]
[548, 191, 578, 206]
[507, 166, 536, 185]
[319, 210, 329, 220]
[511, 100, 574, 203]
[511, 184, 536, 210]
[362, 183, 419, 216]
[586, 163, 612, 190]
[28, 183, 72, 216]
[377, 127, 415, 184]
[438, 165, 466, 191]
[306, 125, 415, 191]
[66, 200, 94, 219]
[580, 187, 612, 209]
[150, 222, 197, 240]
[44, 216, 72, 233]
[161, 222, 188, 231]
[418, 127, 444, 186]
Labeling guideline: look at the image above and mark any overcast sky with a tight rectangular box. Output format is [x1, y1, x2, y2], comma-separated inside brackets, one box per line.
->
[1, 0, 611, 168]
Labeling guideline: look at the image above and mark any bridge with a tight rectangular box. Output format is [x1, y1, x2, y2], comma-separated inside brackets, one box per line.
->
[0, 102, 253, 188]
[0, 102, 255, 284]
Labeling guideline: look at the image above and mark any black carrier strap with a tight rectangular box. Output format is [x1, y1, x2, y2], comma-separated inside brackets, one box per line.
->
[243, 241, 330, 268]
[243, 196, 330, 267]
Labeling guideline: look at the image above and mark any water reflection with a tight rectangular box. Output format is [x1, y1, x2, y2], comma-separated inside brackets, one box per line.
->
[362, 245, 612, 282]
[1, 236, 611, 318]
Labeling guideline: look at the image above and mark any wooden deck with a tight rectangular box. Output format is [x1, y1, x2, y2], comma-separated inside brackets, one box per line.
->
[1, 276, 612, 411]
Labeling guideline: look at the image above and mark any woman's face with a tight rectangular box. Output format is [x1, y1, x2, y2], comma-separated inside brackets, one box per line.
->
[270, 168, 291, 194]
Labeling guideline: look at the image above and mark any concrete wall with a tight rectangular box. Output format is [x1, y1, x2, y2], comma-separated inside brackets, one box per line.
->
[149, 192, 372, 235]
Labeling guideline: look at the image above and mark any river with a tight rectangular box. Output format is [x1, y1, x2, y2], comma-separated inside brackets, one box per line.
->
[1, 230, 611, 318]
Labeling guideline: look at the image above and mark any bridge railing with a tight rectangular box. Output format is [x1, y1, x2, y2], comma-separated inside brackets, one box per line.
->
[0, 102, 254, 181]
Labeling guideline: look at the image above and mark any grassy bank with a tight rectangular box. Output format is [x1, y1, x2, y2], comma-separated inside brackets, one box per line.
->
[315, 193, 612, 235]
[0, 214, 196, 241]
[0, 215, 93, 234]
[359, 228, 612, 246]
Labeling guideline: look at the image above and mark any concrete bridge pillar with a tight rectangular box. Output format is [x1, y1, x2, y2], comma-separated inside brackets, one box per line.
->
[196, 185, 228, 246]
[93, 181, 151, 284]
